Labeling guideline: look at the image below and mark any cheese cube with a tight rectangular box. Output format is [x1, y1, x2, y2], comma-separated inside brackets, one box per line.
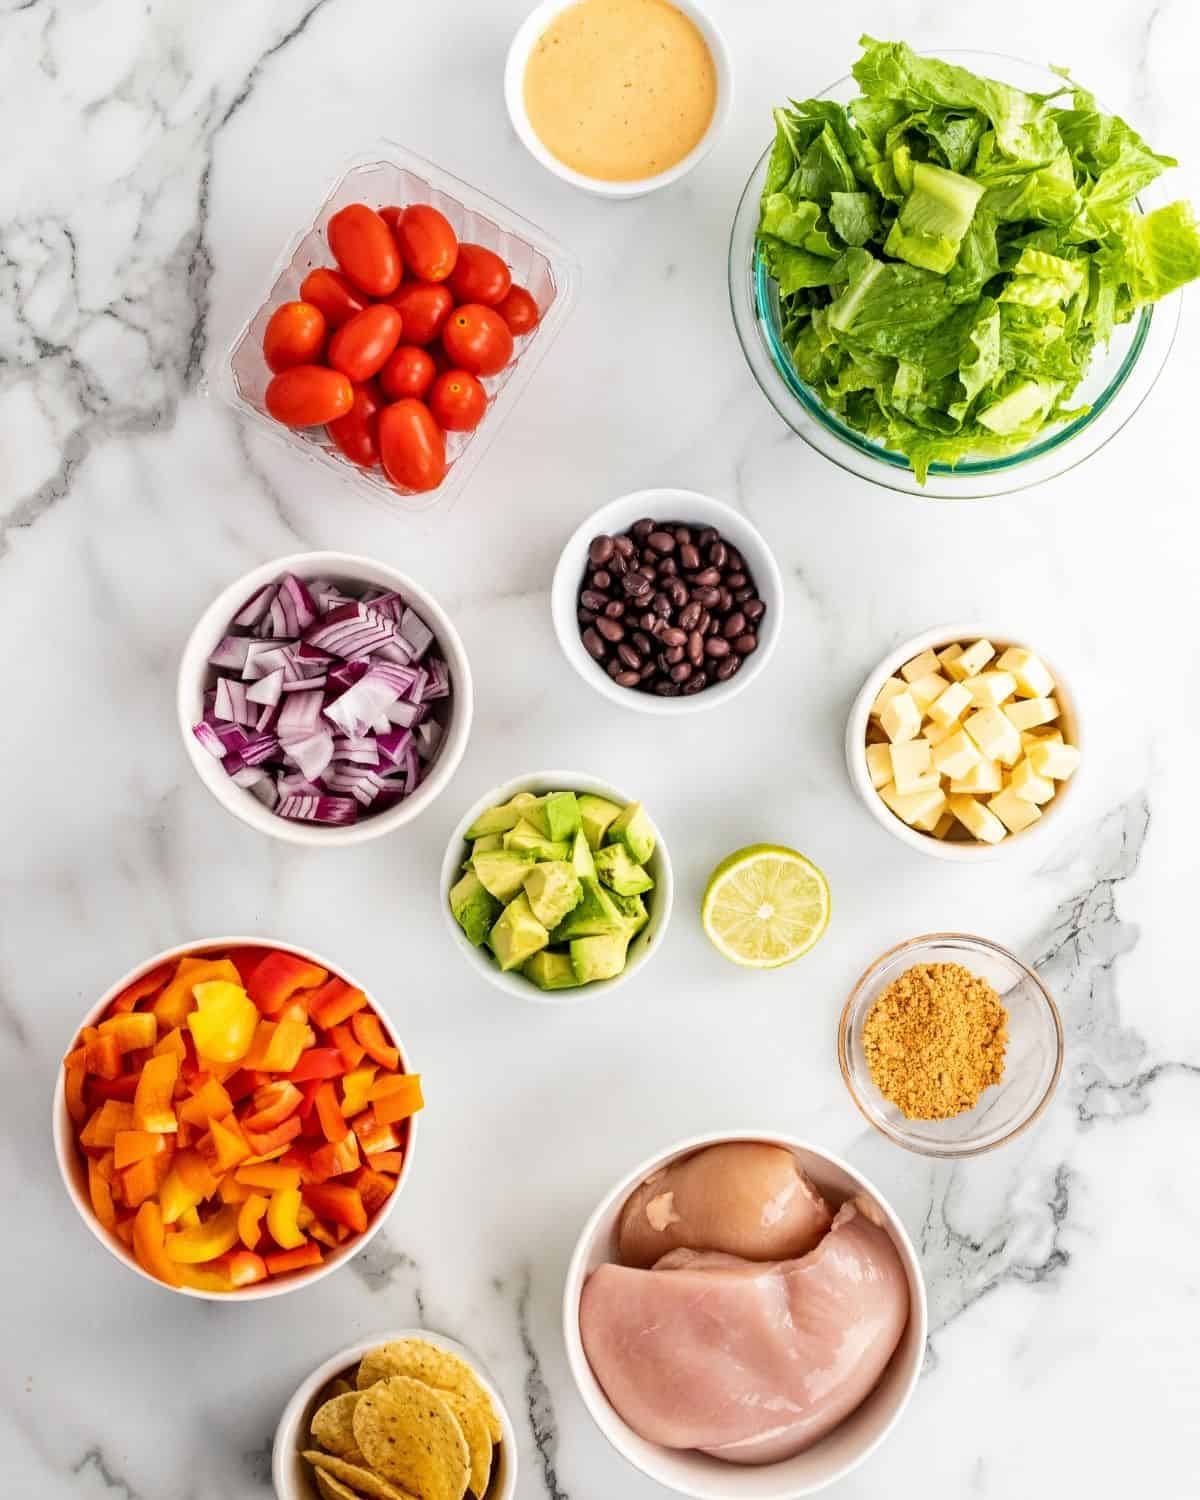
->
[966, 670, 1017, 708]
[900, 649, 941, 684]
[927, 680, 973, 728]
[880, 780, 947, 832]
[950, 758, 1003, 794]
[1021, 728, 1062, 750]
[933, 729, 983, 781]
[880, 690, 922, 744]
[948, 794, 1007, 844]
[865, 743, 893, 789]
[937, 643, 964, 674]
[870, 676, 907, 719]
[1010, 756, 1056, 805]
[988, 786, 1043, 833]
[931, 809, 956, 840]
[1029, 739, 1081, 781]
[889, 739, 933, 794]
[1004, 697, 1059, 732]
[996, 647, 1056, 698]
[956, 639, 996, 678]
[963, 707, 1022, 766]
[909, 671, 950, 711]
[921, 720, 954, 748]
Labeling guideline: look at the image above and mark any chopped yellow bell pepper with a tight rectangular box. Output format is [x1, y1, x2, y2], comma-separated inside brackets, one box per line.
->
[153, 957, 241, 1029]
[265, 1186, 305, 1250]
[340, 1065, 377, 1118]
[237, 1192, 268, 1250]
[99, 1012, 158, 1052]
[164, 1205, 240, 1264]
[186, 981, 257, 1064]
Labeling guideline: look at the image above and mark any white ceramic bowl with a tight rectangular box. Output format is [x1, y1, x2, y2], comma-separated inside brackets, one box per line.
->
[563, 1130, 928, 1498]
[52, 937, 417, 1301]
[504, 0, 733, 198]
[177, 551, 473, 847]
[440, 770, 673, 1003]
[273, 1329, 518, 1500]
[845, 622, 1083, 862]
[551, 489, 783, 716]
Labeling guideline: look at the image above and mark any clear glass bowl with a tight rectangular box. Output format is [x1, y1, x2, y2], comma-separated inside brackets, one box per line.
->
[728, 52, 1183, 498]
[838, 933, 1063, 1156]
[211, 142, 580, 515]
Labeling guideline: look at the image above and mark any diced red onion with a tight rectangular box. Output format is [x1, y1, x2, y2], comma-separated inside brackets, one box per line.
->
[193, 721, 227, 760]
[386, 699, 426, 728]
[215, 677, 255, 726]
[243, 642, 292, 681]
[232, 765, 269, 789]
[277, 794, 357, 825]
[375, 727, 413, 765]
[233, 583, 276, 628]
[277, 690, 324, 740]
[304, 602, 397, 660]
[415, 720, 443, 759]
[264, 574, 317, 638]
[249, 777, 279, 811]
[333, 736, 380, 766]
[282, 728, 334, 782]
[246, 668, 284, 706]
[209, 636, 252, 671]
[238, 733, 281, 767]
[364, 590, 404, 622]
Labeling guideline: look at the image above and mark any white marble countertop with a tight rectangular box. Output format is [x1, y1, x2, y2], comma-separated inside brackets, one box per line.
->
[4, 0, 1200, 1495]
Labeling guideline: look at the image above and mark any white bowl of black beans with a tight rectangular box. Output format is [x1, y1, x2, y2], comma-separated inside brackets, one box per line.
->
[551, 489, 784, 714]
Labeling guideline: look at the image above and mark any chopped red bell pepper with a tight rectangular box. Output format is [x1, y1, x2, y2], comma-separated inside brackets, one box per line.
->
[110, 963, 172, 1013]
[313, 1081, 350, 1144]
[350, 1013, 399, 1070]
[329, 1022, 366, 1069]
[302, 1182, 368, 1234]
[246, 951, 327, 1017]
[309, 978, 368, 1030]
[351, 1166, 395, 1216]
[87, 1073, 141, 1104]
[243, 1080, 303, 1133]
[353, 1109, 399, 1156]
[242, 1112, 303, 1157]
[308, 1134, 361, 1182]
[365, 1149, 404, 1175]
[287, 1048, 345, 1083]
[64, 1061, 87, 1125]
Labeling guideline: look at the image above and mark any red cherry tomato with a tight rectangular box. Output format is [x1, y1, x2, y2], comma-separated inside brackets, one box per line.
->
[265, 366, 354, 427]
[429, 370, 488, 432]
[378, 205, 404, 237]
[327, 204, 402, 297]
[428, 341, 452, 377]
[447, 244, 512, 307]
[495, 285, 540, 336]
[395, 205, 458, 283]
[327, 304, 403, 383]
[327, 380, 384, 467]
[299, 268, 371, 328]
[383, 282, 455, 346]
[379, 345, 436, 402]
[441, 303, 513, 377]
[262, 301, 326, 373]
[378, 400, 447, 493]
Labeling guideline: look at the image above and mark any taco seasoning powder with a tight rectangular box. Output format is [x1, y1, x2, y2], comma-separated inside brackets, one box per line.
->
[862, 961, 1008, 1119]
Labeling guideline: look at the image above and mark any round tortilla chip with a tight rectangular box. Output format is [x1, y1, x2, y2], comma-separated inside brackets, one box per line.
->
[440, 1391, 493, 1498]
[314, 1472, 366, 1500]
[329, 1376, 356, 1397]
[356, 1339, 501, 1441]
[303, 1449, 418, 1500]
[353, 1375, 469, 1500]
[311, 1391, 365, 1463]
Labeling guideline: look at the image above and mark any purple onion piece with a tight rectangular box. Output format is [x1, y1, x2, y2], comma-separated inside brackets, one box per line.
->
[193, 721, 227, 760]
[398, 607, 434, 661]
[209, 636, 252, 671]
[246, 668, 284, 706]
[282, 728, 334, 782]
[277, 794, 357, 825]
[232, 583, 277, 628]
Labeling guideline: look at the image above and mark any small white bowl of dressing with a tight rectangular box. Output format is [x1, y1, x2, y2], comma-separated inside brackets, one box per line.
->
[505, 0, 732, 199]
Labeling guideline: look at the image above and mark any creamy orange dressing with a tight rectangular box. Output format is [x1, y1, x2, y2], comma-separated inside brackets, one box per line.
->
[523, 0, 717, 182]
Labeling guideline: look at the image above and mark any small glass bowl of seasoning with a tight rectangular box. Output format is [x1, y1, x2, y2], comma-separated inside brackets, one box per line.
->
[551, 488, 784, 715]
[838, 934, 1063, 1158]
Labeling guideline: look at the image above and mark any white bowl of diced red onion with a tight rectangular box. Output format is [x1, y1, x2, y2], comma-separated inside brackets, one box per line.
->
[177, 552, 473, 846]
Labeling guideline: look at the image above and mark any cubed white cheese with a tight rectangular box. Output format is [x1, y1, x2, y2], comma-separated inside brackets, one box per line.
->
[1010, 756, 1056, 805]
[889, 739, 933, 794]
[937, 642, 964, 674]
[963, 707, 1022, 766]
[1029, 739, 1081, 781]
[948, 794, 1007, 844]
[870, 676, 907, 719]
[956, 639, 996, 678]
[931, 809, 956, 840]
[988, 786, 1043, 833]
[908, 671, 951, 711]
[933, 728, 983, 781]
[900, 649, 941, 684]
[927, 680, 973, 727]
[966, 670, 1017, 708]
[950, 758, 1003, 794]
[1021, 728, 1062, 750]
[880, 780, 947, 831]
[921, 720, 954, 748]
[1004, 697, 1059, 732]
[880, 690, 922, 744]
[865, 742, 893, 789]
[996, 646, 1056, 698]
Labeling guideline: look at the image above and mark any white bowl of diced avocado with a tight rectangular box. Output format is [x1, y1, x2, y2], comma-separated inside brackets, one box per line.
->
[442, 772, 673, 1001]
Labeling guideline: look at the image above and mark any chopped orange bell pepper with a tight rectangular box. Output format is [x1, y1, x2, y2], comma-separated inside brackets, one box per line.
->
[339, 1065, 377, 1118]
[350, 1013, 399, 1070]
[353, 1110, 399, 1157]
[178, 1076, 234, 1128]
[308, 1218, 339, 1247]
[131, 1201, 182, 1287]
[85, 1032, 123, 1080]
[235, 1161, 301, 1193]
[242, 1112, 303, 1157]
[309, 978, 368, 1030]
[308, 1134, 360, 1182]
[242, 1018, 311, 1073]
[133, 1051, 179, 1134]
[207, 1114, 251, 1172]
[113, 1215, 136, 1247]
[164, 1205, 240, 1264]
[120, 1145, 172, 1209]
[246, 950, 327, 1018]
[64, 1061, 88, 1125]
[88, 1156, 117, 1229]
[302, 1182, 368, 1234]
[264, 1241, 322, 1276]
[220, 1248, 269, 1286]
[369, 1073, 424, 1126]
[314, 1081, 350, 1144]
[153, 1026, 189, 1063]
[217, 1172, 252, 1204]
[329, 1022, 366, 1069]
[352, 1167, 396, 1216]
[237, 1192, 268, 1249]
[177, 1205, 202, 1230]
[187, 981, 258, 1064]
[110, 963, 172, 1013]
[153, 957, 241, 1029]
[99, 1012, 158, 1052]
[266, 1186, 305, 1249]
[113, 1130, 171, 1170]
[366, 1149, 404, 1175]
[243, 1080, 303, 1134]
[80, 1099, 136, 1151]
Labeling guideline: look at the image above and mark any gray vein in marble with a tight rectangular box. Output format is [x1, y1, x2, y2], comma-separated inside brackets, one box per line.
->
[347, 1237, 426, 1321]
[71, 1447, 138, 1499]
[514, 1268, 569, 1500]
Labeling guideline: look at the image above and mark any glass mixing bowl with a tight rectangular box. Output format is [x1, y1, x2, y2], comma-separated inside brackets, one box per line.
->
[728, 51, 1182, 498]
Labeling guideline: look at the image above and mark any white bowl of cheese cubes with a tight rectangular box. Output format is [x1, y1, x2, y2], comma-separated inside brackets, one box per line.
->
[846, 625, 1082, 861]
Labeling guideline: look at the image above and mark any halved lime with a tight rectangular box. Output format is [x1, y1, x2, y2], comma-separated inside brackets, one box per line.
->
[701, 845, 830, 968]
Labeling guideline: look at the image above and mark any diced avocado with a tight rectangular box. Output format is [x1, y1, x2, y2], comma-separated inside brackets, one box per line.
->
[472, 848, 537, 901]
[594, 844, 655, 897]
[523, 950, 580, 991]
[549, 877, 625, 941]
[523, 861, 582, 930]
[570, 829, 596, 879]
[486, 893, 549, 972]
[569, 932, 631, 984]
[472, 833, 503, 854]
[577, 793, 623, 852]
[519, 796, 552, 838]
[464, 791, 538, 840]
[502, 820, 570, 861]
[542, 791, 581, 843]
[609, 889, 650, 939]
[449, 871, 502, 947]
[605, 801, 655, 865]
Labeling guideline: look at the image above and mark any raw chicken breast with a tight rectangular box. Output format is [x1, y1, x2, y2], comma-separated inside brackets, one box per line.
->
[617, 1142, 833, 1268]
[581, 1198, 909, 1463]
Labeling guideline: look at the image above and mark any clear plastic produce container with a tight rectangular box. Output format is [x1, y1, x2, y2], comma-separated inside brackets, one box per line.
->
[212, 143, 580, 514]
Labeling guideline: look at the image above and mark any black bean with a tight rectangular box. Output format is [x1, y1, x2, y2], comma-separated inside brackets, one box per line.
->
[639, 662, 657, 681]
[609, 552, 627, 576]
[708, 540, 727, 568]
[670, 662, 692, 683]
[618, 644, 641, 670]
[669, 579, 689, 609]
[682, 672, 707, 695]
[733, 633, 758, 655]
[692, 566, 721, 587]
[698, 527, 718, 547]
[580, 588, 606, 611]
[577, 608, 595, 626]
[673, 526, 691, 545]
[679, 543, 700, 570]
[633, 631, 653, 655]
[744, 599, 766, 623]
[613, 534, 636, 557]
[687, 630, 704, 665]
[726, 571, 747, 590]
[652, 592, 671, 617]
[705, 636, 731, 659]
[661, 627, 687, 647]
[734, 585, 754, 604]
[654, 680, 681, 697]
[606, 659, 623, 679]
[591, 570, 611, 591]
[658, 557, 677, 578]
[596, 617, 624, 643]
[631, 518, 655, 540]
[716, 656, 741, 682]
[614, 670, 640, 688]
[604, 600, 624, 619]
[679, 601, 701, 630]
[639, 610, 657, 631]
[588, 535, 614, 567]
[693, 586, 721, 608]
[723, 611, 746, 638]
[622, 572, 650, 597]
[583, 628, 606, 661]
[665, 644, 685, 665]
[648, 530, 675, 553]
[641, 547, 658, 566]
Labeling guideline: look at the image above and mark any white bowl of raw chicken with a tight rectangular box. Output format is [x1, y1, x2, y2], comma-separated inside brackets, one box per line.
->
[563, 1131, 927, 1498]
